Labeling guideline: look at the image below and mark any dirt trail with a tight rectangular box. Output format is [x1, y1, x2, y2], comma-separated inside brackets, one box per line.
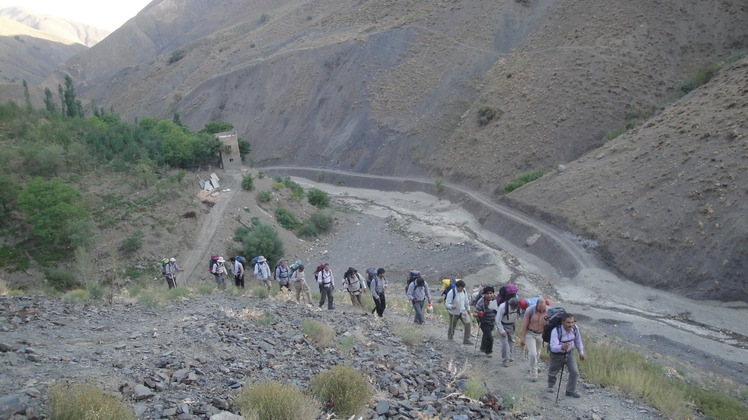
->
[181, 170, 241, 285]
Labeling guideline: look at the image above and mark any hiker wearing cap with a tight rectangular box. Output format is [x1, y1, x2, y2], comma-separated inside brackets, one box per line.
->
[473, 286, 498, 357]
[275, 258, 291, 291]
[292, 264, 313, 304]
[211, 257, 227, 290]
[253, 256, 271, 291]
[343, 267, 366, 308]
[547, 312, 585, 398]
[406, 275, 431, 324]
[164, 258, 182, 289]
[520, 297, 548, 381]
[229, 257, 245, 288]
[370, 268, 388, 317]
[497, 297, 520, 367]
[445, 280, 472, 344]
[317, 263, 335, 310]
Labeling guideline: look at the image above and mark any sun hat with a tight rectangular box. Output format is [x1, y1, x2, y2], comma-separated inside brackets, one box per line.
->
[217, 257, 225, 263]
[257, 256, 266, 262]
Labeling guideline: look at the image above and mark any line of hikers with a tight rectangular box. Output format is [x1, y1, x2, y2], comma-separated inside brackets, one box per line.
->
[162, 256, 584, 398]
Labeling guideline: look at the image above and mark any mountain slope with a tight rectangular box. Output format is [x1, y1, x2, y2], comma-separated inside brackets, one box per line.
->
[28, 0, 748, 299]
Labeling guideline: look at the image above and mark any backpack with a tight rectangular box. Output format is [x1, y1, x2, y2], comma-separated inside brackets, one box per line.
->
[275, 261, 290, 282]
[314, 264, 326, 282]
[289, 260, 302, 276]
[405, 270, 421, 293]
[441, 278, 457, 299]
[235, 256, 245, 264]
[366, 268, 377, 282]
[519, 297, 550, 318]
[496, 284, 518, 306]
[250, 256, 260, 269]
[208, 255, 220, 273]
[542, 307, 567, 345]
[159, 258, 169, 274]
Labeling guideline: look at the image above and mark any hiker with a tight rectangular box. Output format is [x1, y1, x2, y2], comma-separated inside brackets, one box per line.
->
[473, 286, 498, 357]
[445, 280, 472, 344]
[229, 257, 244, 288]
[370, 268, 388, 317]
[406, 275, 431, 324]
[343, 267, 366, 308]
[163, 258, 181, 289]
[253, 256, 272, 291]
[317, 263, 335, 310]
[497, 297, 520, 367]
[211, 257, 227, 290]
[519, 297, 548, 381]
[292, 264, 313, 305]
[547, 313, 585, 398]
[275, 258, 291, 291]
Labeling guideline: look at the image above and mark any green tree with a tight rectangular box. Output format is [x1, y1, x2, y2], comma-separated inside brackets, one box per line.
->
[35, 144, 66, 177]
[22, 80, 32, 112]
[17, 177, 91, 247]
[235, 223, 284, 265]
[135, 157, 157, 188]
[200, 121, 234, 134]
[0, 173, 19, 211]
[62, 74, 83, 118]
[238, 138, 251, 162]
[66, 142, 90, 173]
[43, 87, 56, 114]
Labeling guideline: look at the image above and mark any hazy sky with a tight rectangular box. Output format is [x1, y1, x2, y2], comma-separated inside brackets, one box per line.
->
[0, 0, 153, 31]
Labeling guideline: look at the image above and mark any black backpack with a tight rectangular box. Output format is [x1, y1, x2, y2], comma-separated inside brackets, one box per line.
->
[542, 307, 567, 345]
[405, 270, 421, 293]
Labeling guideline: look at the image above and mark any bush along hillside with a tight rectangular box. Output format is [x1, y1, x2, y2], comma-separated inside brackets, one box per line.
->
[0, 91, 251, 293]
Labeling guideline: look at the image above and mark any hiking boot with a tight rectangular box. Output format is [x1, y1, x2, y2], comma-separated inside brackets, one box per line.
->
[565, 392, 581, 398]
[531, 372, 538, 382]
[463, 341, 473, 345]
[547, 387, 555, 393]
[502, 361, 509, 368]
[486, 353, 492, 358]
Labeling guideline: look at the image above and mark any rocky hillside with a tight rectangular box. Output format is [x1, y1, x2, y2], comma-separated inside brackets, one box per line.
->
[9, 0, 748, 299]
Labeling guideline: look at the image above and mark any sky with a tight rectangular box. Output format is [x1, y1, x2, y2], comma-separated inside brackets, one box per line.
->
[0, 0, 153, 31]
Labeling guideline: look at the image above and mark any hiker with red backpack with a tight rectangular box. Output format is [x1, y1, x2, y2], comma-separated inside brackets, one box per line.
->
[547, 312, 585, 399]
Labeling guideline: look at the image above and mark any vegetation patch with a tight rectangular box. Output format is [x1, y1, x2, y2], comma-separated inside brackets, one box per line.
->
[310, 365, 372, 416]
[301, 319, 335, 347]
[500, 169, 545, 194]
[307, 188, 331, 208]
[235, 381, 318, 420]
[48, 382, 135, 420]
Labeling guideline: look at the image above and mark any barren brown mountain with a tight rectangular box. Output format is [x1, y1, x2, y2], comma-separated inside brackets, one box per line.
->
[6, 0, 748, 300]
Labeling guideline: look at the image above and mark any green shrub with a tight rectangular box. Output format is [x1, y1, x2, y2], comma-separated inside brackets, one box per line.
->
[63, 288, 90, 304]
[120, 230, 143, 253]
[0, 245, 30, 272]
[310, 365, 372, 416]
[434, 178, 445, 194]
[500, 169, 545, 194]
[257, 191, 272, 203]
[253, 286, 269, 299]
[477, 106, 496, 126]
[236, 381, 318, 420]
[259, 13, 271, 23]
[86, 283, 105, 300]
[397, 326, 424, 347]
[45, 269, 80, 292]
[259, 313, 275, 326]
[234, 223, 284, 264]
[307, 188, 330, 208]
[310, 210, 333, 233]
[168, 48, 185, 64]
[275, 207, 301, 230]
[297, 220, 319, 238]
[48, 382, 135, 420]
[242, 174, 255, 191]
[463, 377, 488, 400]
[302, 319, 335, 347]
[337, 336, 356, 356]
[271, 181, 285, 191]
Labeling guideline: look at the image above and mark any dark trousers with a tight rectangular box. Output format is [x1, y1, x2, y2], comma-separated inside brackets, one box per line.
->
[480, 323, 494, 354]
[234, 274, 244, 288]
[319, 285, 334, 309]
[165, 274, 176, 289]
[373, 293, 386, 317]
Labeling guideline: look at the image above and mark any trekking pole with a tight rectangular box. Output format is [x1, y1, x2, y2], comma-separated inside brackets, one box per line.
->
[555, 352, 567, 403]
